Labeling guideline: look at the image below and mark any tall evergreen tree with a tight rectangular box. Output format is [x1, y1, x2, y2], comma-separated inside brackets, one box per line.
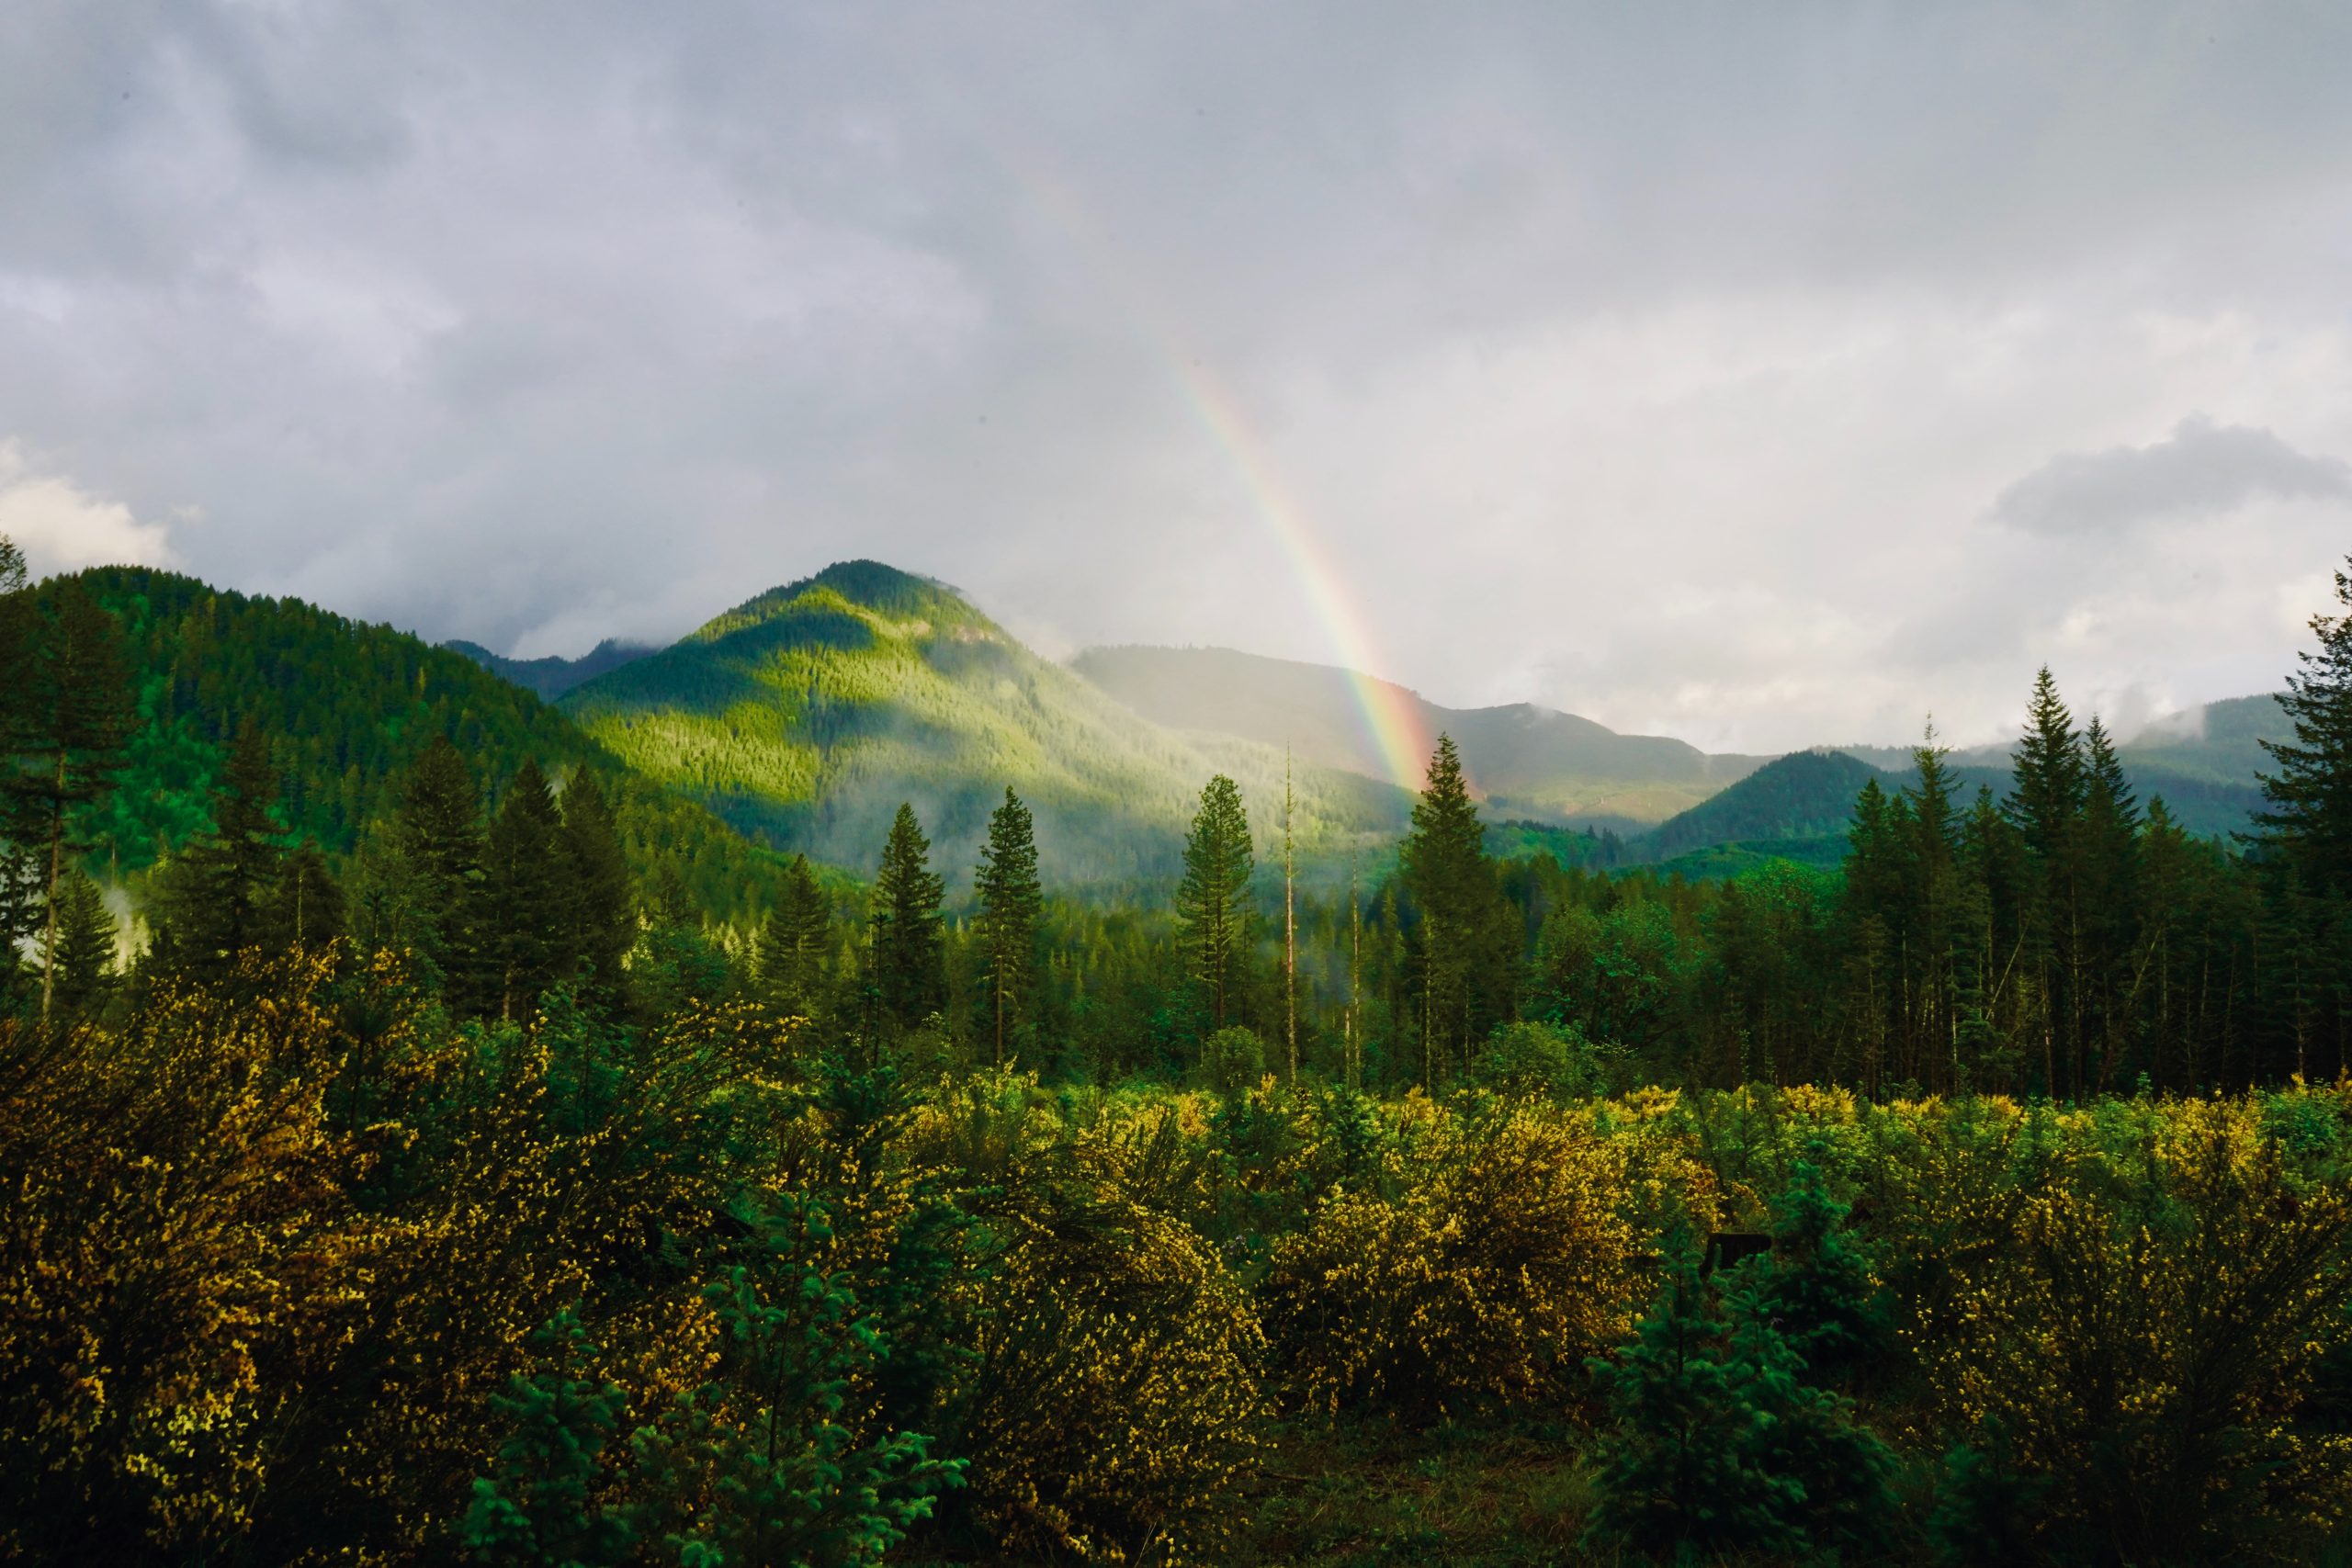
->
[2256, 557, 2352, 894]
[482, 761, 570, 1021]
[5, 580, 133, 1021]
[153, 723, 288, 981]
[1175, 774, 1254, 1033]
[2006, 668, 2087, 1094]
[391, 735, 485, 987]
[869, 804, 945, 1034]
[972, 788, 1043, 1067]
[1400, 735, 1506, 1086]
[2079, 716, 2143, 1087]
[558, 771, 635, 1004]
[1903, 728, 1964, 1092]
[0, 536, 38, 997]
[2253, 557, 2352, 1077]
[272, 839, 345, 953]
[1956, 784, 2030, 1091]
[1840, 777, 1903, 1092]
[46, 868, 117, 1020]
[756, 854, 831, 1020]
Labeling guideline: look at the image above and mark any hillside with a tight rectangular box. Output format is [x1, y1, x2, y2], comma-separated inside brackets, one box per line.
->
[445, 637, 654, 700]
[64, 568, 794, 921]
[1642, 749, 1883, 863]
[1833, 694, 2281, 840]
[560, 563, 1412, 887]
[1070, 644, 1765, 824]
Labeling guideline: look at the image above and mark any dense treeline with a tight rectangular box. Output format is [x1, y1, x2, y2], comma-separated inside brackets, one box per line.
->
[5, 540, 2352, 1564]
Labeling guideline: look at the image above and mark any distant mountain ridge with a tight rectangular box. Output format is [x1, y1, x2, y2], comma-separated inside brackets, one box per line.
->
[1073, 644, 2286, 873]
[446, 637, 654, 700]
[1071, 644, 1765, 826]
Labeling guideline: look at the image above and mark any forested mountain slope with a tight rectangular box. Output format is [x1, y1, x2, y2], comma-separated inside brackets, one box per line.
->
[64, 567, 793, 919]
[560, 562, 1411, 888]
[1071, 643, 1765, 824]
[1642, 749, 1883, 864]
[1835, 694, 2280, 839]
[444, 636, 653, 700]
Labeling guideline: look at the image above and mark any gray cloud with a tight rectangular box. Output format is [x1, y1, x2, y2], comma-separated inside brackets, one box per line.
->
[1992, 415, 2352, 536]
[6, 3, 2352, 750]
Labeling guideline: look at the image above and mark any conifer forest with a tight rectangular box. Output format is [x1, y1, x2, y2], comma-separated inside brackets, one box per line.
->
[6, 529, 2352, 1567]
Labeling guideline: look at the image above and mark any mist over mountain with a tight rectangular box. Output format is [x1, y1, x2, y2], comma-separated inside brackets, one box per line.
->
[1071, 644, 1766, 827]
[1071, 642, 2287, 868]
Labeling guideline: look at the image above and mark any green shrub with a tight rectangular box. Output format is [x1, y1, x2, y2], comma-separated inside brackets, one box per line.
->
[1196, 1026, 1267, 1095]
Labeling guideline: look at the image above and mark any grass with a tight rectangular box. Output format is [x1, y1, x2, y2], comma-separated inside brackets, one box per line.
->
[1234, 1418, 1617, 1567]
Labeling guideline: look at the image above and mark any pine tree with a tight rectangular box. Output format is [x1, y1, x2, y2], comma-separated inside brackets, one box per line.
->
[272, 839, 345, 953]
[47, 868, 117, 1020]
[972, 788, 1042, 1068]
[1753, 1139, 1890, 1377]
[2006, 668, 2087, 1094]
[869, 804, 945, 1034]
[1928, 1419, 2050, 1568]
[153, 723, 288, 980]
[1905, 727, 1964, 1091]
[4, 581, 133, 1021]
[482, 761, 570, 1021]
[0, 536, 39, 998]
[558, 771, 635, 1005]
[2253, 557, 2352, 1077]
[1956, 785, 2030, 1090]
[1283, 753, 1297, 1083]
[393, 735, 486, 987]
[2256, 556, 2352, 896]
[1842, 776, 1903, 1092]
[756, 853, 831, 1020]
[1585, 1230, 1897, 1559]
[2080, 716, 2143, 1088]
[1347, 863, 1363, 1090]
[460, 1309, 637, 1568]
[1400, 735, 1503, 1085]
[1582, 1232, 1800, 1558]
[1175, 774, 1254, 1033]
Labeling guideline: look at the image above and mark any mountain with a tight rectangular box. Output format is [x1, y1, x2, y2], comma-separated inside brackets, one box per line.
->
[1074, 644, 2281, 857]
[65, 568, 794, 922]
[1069, 644, 1766, 826]
[560, 563, 1412, 888]
[445, 637, 654, 700]
[1835, 696, 2283, 841]
[1642, 749, 1882, 864]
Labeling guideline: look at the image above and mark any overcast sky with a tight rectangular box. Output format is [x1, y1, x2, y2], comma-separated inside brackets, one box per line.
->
[6, 3, 2351, 751]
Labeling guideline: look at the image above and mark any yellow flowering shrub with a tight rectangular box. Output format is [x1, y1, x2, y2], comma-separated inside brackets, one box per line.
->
[1906, 1095, 2352, 1561]
[956, 1183, 1269, 1564]
[1261, 1106, 1662, 1421]
[0, 955, 377, 1559]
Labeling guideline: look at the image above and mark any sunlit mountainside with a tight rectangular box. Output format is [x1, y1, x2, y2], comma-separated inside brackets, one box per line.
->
[555, 561, 1410, 888]
[62, 566, 798, 922]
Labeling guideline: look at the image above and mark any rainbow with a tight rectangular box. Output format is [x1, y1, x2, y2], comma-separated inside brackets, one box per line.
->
[1159, 365, 1435, 792]
[1003, 156, 1436, 794]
